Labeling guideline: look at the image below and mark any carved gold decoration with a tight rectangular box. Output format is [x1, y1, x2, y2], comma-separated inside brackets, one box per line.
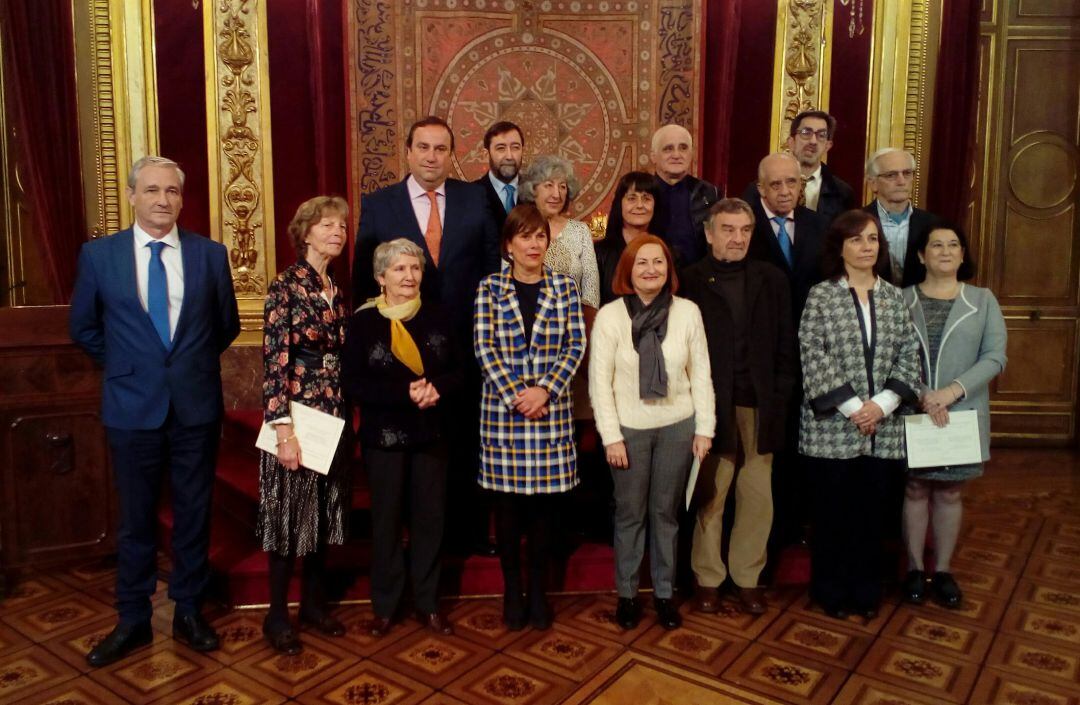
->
[865, 0, 940, 205]
[204, 0, 276, 345]
[769, 0, 834, 153]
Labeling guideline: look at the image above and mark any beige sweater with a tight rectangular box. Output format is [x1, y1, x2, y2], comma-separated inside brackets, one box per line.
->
[589, 296, 716, 446]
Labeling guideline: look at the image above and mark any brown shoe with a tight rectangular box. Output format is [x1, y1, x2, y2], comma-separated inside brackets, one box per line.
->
[416, 610, 454, 635]
[369, 616, 393, 638]
[693, 585, 721, 614]
[736, 586, 767, 615]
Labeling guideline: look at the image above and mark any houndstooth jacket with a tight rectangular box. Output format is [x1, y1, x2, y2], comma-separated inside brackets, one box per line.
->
[798, 277, 921, 460]
[473, 262, 586, 494]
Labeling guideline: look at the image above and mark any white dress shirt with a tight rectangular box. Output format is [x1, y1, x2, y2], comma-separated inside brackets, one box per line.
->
[803, 165, 823, 211]
[133, 222, 184, 340]
[760, 200, 795, 245]
[406, 175, 446, 233]
[836, 278, 901, 419]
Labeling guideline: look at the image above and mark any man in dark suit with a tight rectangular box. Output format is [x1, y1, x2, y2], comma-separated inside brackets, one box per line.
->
[352, 116, 500, 322]
[70, 156, 240, 667]
[863, 147, 935, 287]
[746, 153, 826, 321]
[649, 124, 721, 267]
[786, 110, 855, 226]
[352, 116, 500, 557]
[474, 120, 524, 231]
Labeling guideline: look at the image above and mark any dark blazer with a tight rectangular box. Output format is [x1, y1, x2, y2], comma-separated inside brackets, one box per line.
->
[862, 201, 935, 288]
[815, 164, 856, 226]
[352, 177, 501, 325]
[745, 197, 826, 320]
[681, 257, 797, 454]
[69, 227, 240, 430]
[657, 174, 721, 266]
[474, 173, 511, 232]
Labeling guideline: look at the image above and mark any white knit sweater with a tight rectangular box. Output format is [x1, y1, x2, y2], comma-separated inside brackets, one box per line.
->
[589, 296, 716, 446]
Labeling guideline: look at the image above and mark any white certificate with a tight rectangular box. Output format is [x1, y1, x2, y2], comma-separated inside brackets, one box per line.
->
[904, 410, 982, 469]
[685, 456, 702, 510]
[256, 401, 346, 475]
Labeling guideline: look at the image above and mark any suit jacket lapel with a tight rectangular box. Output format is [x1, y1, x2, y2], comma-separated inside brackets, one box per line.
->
[116, 229, 170, 352]
[172, 230, 202, 348]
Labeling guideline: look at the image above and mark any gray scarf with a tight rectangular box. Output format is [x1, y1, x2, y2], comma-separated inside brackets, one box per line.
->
[624, 291, 671, 399]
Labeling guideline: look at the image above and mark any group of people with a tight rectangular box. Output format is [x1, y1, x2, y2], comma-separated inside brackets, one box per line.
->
[70, 109, 1006, 667]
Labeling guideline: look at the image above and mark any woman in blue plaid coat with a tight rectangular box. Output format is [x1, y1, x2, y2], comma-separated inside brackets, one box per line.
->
[474, 203, 586, 631]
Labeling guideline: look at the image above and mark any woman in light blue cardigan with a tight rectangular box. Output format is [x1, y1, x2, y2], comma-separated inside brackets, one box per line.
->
[901, 221, 1006, 610]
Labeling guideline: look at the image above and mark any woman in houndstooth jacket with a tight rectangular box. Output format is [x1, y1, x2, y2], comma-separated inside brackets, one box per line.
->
[473, 203, 586, 631]
[798, 210, 921, 620]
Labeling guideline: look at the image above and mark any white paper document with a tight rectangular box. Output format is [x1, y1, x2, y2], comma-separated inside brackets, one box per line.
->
[904, 410, 982, 469]
[685, 456, 702, 510]
[256, 402, 346, 475]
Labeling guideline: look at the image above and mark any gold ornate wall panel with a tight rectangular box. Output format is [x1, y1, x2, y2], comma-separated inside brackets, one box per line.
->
[203, 0, 277, 345]
[768, 0, 834, 152]
[865, 0, 939, 205]
[975, 0, 1080, 444]
[347, 0, 703, 220]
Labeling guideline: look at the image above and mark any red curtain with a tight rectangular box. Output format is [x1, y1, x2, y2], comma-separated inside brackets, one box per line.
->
[701, 0, 742, 195]
[0, 0, 86, 304]
[926, 0, 980, 222]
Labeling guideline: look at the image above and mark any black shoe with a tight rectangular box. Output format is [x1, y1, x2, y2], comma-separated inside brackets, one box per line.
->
[856, 607, 879, 620]
[529, 597, 552, 631]
[654, 598, 681, 630]
[504, 591, 528, 631]
[821, 605, 850, 620]
[471, 540, 499, 557]
[86, 622, 153, 667]
[902, 570, 928, 605]
[932, 572, 963, 609]
[299, 609, 346, 637]
[172, 612, 220, 652]
[615, 597, 641, 630]
[262, 618, 302, 655]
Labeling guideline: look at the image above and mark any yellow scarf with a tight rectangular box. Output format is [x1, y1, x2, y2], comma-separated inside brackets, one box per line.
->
[367, 295, 424, 376]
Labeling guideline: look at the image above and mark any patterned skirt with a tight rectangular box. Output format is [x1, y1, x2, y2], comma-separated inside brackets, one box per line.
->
[256, 445, 349, 556]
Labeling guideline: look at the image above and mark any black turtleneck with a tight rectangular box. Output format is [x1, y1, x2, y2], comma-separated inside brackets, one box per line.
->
[707, 256, 755, 406]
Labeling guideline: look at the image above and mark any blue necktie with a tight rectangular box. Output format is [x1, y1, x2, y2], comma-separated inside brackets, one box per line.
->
[148, 241, 171, 348]
[503, 183, 516, 213]
[772, 216, 794, 267]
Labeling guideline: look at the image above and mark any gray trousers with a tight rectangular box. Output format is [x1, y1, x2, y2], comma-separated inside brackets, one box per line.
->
[611, 415, 695, 599]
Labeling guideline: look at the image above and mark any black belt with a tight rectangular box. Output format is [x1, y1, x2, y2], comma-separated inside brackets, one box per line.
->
[291, 347, 338, 370]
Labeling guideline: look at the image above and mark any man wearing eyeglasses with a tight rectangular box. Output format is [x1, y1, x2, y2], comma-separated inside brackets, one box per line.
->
[863, 148, 936, 287]
[785, 111, 855, 225]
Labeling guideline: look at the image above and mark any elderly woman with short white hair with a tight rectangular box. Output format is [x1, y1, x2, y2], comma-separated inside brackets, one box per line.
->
[343, 237, 462, 638]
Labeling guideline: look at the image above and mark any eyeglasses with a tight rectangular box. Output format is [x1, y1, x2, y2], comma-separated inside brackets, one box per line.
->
[876, 169, 915, 181]
[795, 127, 830, 141]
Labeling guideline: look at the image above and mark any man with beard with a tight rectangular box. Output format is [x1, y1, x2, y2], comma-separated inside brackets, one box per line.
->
[476, 121, 524, 230]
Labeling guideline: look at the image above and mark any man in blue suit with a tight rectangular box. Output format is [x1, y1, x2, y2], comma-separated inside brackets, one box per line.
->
[70, 156, 240, 666]
[351, 116, 500, 559]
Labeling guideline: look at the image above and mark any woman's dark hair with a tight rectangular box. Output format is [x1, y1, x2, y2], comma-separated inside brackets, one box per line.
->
[500, 203, 550, 262]
[604, 171, 664, 242]
[821, 209, 892, 281]
[611, 234, 679, 296]
[908, 219, 976, 282]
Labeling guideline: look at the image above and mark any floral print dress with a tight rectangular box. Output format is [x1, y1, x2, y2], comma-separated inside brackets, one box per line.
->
[257, 261, 349, 556]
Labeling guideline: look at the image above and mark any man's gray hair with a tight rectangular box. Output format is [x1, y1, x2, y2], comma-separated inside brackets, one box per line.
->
[373, 237, 426, 279]
[518, 154, 580, 207]
[865, 148, 916, 178]
[128, 156, 186, 190]
[650, 124, 693, 154]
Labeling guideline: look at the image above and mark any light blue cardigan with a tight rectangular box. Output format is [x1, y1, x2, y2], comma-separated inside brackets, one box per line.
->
[903, 283, 1007, 462]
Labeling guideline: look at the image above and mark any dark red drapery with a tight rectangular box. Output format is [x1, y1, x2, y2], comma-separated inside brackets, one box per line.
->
[701, 0, 742, 195]
[926, 0, 980, 222]
[0, 0, 86, 304]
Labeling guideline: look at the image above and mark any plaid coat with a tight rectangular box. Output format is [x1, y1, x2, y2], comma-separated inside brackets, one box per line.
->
[798, 278, 921, 460]
[473, 263, 586, 493]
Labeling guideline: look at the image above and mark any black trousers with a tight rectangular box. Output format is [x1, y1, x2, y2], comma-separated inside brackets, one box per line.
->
[366, 442, 447, 618]
[106, 410, 220, 624]
[808, 454, 902, 612]
[491, 491, 561, 598]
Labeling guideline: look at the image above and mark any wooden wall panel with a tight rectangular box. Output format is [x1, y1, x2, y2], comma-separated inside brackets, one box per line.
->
[995, 320, 1077, 401]
[1001, 207, 1076, 303]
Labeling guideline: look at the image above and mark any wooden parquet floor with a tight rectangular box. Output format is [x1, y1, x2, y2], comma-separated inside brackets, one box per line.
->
[1, 448, 1078, 704]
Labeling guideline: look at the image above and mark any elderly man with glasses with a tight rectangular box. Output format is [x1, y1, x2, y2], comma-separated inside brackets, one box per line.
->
[862, 148, 937, 287]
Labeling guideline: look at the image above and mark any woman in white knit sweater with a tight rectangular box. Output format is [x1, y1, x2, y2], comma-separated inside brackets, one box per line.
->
[589, 234, 715, 631]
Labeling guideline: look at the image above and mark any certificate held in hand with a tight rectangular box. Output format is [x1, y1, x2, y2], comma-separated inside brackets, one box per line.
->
[256, 402, 346, 475]
[904, 410, 982, 469]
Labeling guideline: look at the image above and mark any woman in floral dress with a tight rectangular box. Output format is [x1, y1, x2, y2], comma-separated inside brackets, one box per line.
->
[257, 196, 350, 654]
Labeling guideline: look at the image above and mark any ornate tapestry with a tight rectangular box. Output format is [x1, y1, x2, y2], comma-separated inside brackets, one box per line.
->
[347, 0, 703, 221]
